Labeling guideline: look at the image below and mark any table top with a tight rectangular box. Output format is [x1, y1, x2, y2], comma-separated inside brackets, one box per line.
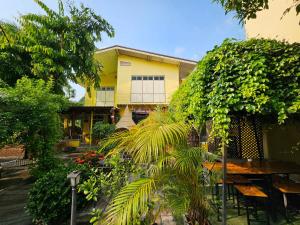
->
[203, 161, 300, 175]
[273, 182, 300, 194]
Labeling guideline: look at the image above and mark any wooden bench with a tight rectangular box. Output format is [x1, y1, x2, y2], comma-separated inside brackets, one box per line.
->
[273, 181, 300, 221]
[234, 184, 269, 225]
[213, 175, 251, 221]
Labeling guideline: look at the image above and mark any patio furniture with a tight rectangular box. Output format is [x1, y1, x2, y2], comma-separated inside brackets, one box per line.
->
[273, 181, 300, 221]
[214, 175, 251, 200]
[212, 174, 251, 221]
[203, 160, 300, 221]
[234, 184, 270, 225]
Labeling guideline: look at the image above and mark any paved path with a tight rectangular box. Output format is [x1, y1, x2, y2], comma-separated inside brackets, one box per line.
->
[0, 167, 33, 225]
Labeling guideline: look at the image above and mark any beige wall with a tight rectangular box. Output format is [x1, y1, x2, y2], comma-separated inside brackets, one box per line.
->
[245, 0, 300, 43]
[116, 55, 180, 105]
[263, 119, 300, 165]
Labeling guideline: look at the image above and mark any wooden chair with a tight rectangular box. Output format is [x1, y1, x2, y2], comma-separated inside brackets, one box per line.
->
[273, 181, 300, 221]
[234, 184, 270, 225]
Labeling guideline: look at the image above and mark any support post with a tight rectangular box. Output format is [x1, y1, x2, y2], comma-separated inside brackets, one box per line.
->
[222, 141, 227, 225]
[70, 186, 77, 225]
[89, 110, 94, 146]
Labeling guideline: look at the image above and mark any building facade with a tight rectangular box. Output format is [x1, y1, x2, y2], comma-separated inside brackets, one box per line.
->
[63, 46, 196, 144]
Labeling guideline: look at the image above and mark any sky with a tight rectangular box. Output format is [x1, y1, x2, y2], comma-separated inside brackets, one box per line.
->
[0, 0, 245, 101]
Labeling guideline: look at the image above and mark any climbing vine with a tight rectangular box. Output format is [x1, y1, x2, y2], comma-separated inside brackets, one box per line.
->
[170, 39, 300, 141]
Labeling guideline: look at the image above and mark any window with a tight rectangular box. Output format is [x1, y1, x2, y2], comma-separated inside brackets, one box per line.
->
[96, 87, 114, 106]
[131, 76, 165, 103]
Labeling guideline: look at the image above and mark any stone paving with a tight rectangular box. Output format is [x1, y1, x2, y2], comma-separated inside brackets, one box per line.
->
[0, 167, 33, 225]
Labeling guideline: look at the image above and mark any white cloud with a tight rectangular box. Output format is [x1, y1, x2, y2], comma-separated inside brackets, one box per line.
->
[174, 47, 186, 56]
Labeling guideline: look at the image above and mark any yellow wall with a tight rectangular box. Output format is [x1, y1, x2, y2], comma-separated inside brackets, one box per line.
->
[245, 0, 300, 43]
[116, 55, 180, 105]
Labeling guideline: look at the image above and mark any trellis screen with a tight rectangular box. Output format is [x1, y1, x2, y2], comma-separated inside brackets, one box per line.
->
[208, 116, 264, 160]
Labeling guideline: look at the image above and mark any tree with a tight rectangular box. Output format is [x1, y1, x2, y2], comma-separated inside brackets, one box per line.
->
[100, 111, 216, 225]
[213, 0, 300, 22]
[0, 21, 33, 86]
[0, 0, 114, 94]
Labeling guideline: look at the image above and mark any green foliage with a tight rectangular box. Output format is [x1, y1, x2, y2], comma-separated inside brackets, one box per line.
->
[26, 162, 88, 225]
[213, 0, 300, 22]
[103, 111, 189, 163]
[78, 154, 139, 225]
[0, 77, 67, 172]
[92, 122, 116, 141]
[100, 111, 215, 225]
[0, 0, 114, 93]
[170, 39, 300, 141]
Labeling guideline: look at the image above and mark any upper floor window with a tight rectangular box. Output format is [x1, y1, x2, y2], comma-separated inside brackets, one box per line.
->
[131, 76, 165, 103]
[96, 87, 114, 106]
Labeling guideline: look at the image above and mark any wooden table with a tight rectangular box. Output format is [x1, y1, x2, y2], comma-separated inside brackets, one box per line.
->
[203, 161, 300, 175]
[203, 160, 300, 221]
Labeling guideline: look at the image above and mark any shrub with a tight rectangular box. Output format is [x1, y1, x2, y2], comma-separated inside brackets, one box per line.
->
[78, 154, 139, 225]
[92, 122, 115, 141]
[26, 162, 89, 225]
[0, 77, 68, 175]
[0, 77, 67, 157]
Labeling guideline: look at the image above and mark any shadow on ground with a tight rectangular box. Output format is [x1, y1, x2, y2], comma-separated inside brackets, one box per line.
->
[0, 167, 34, 225]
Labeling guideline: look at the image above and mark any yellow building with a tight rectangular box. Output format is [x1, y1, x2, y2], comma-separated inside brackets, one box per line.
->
[244, 0, 300, 43]
[63, 45, 196, 144]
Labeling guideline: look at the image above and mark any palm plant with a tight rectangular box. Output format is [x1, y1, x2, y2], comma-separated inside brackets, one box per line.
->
[101, 110, 216, 225]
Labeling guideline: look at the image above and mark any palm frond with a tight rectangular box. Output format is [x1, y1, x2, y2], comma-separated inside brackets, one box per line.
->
[171, 147, 204, 175]
[103, 111, 190, 163]
[103, 178, 156, 225]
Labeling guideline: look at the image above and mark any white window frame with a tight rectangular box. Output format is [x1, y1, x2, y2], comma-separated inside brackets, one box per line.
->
[96, 86, 115, 106]
[131, 75, 165, 103]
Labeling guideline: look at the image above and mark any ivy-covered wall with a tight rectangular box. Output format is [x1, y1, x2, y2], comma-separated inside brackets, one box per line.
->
[170, 39, 300, 143]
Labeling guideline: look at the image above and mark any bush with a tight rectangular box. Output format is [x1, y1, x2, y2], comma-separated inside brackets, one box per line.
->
[0, 77, 68, 175]
[0, 77, 67, 155]
[78, 154, 139, 225]
[26, 162, 89, 225]
[92, 122, 115, 141]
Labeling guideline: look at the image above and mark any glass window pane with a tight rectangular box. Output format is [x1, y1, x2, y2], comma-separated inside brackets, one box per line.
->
[143, 93, 153, 103]
[154, 80, 165, 93]
[131, 94, 142, 103]
[154, 93, 166, 103]
[131, 80, 142, 93]
[143, 80, 153, 94]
